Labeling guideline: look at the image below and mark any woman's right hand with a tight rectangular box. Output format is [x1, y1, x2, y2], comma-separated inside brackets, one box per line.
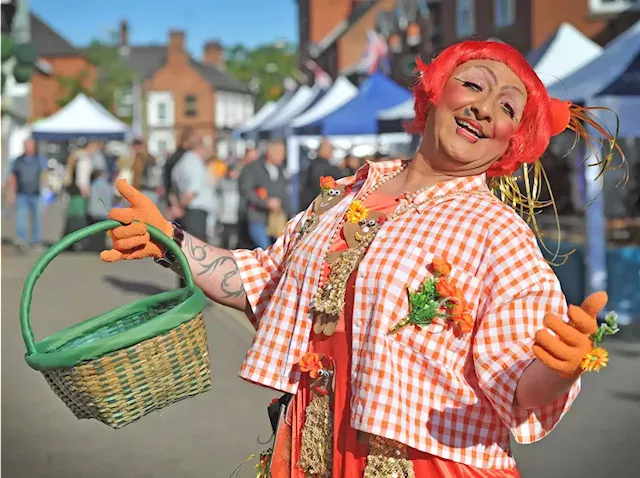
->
[100, 179, 174, 262]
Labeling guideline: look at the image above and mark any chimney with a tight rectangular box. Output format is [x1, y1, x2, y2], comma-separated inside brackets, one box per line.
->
[203, 41, 224, 68]
[120, 19, 128, 46]
[168, 30, 187, 66]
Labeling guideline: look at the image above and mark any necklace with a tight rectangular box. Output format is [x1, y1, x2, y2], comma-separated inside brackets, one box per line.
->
[311, 165, 491, 335]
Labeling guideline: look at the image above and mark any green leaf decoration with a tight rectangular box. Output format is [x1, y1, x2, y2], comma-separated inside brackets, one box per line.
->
[589, 311, 619, 347]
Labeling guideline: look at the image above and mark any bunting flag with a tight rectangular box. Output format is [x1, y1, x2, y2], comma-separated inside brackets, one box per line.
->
[361, 30, 390, 76]
[305, 59, 333, 88]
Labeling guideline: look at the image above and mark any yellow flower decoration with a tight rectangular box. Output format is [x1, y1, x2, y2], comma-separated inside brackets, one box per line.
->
[345, 200, 368, 223]
[581, 347, 609, 372]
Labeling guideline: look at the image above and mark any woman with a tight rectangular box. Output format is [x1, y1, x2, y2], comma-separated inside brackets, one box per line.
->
[130, 139, 160, 205]
[62, 140, 96, 250]
[100, 41, 622, 477]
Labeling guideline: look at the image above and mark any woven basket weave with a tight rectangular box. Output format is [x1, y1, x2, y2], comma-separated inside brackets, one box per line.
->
[21, 220, 210, 429]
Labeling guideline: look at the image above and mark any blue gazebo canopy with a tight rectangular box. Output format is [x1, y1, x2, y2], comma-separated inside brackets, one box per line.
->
[309, 72, 411, 135]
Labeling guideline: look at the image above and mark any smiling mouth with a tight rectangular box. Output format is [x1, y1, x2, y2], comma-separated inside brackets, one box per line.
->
[455, 118, 487, 139]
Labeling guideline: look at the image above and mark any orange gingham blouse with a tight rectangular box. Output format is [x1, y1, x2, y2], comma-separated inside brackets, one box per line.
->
[233, 159, 579, 469]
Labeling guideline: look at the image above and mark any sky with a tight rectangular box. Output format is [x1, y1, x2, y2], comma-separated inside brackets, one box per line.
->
[31, 0, 298, 56]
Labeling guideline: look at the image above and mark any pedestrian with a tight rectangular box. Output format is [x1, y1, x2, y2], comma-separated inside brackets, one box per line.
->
[238, 140, 289, 250]
[299, 138, 344, 211]
[215, 163, 241, 249]
[164, 127, 195, 219]
[170, 135, 215, 286]
[130, 138, 160, 205]
[6, 138, 47, 251]
[341, 151, 362, 177]
[62, 140, 96, 248]
[100, 40, 624, 477]
[85, 169, 112, 252]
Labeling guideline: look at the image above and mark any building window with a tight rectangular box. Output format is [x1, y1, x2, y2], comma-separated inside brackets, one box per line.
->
[456, 0, 475, 39]
[494, 0, 515, 28]
[185, 95, 197, 117]
[157, 102, 167, 123]
[589, 0, 639, 15]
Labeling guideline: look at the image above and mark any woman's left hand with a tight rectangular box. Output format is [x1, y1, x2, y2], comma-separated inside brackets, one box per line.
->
[532, 292, 608, 379]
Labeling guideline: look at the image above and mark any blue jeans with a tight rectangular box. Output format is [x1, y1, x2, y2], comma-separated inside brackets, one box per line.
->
[248, 221, 272, 250]
[16, 194, 41, 245]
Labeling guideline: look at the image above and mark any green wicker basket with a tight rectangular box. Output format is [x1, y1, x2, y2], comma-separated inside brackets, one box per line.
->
[21, 220, 211, 429]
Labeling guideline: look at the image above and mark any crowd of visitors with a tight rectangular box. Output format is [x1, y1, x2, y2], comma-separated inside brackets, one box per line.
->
[4, 129, 369, 254]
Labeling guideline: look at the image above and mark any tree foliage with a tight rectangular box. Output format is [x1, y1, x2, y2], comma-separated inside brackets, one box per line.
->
[225, 42, 299, 106]
[55, 40, 135, 121]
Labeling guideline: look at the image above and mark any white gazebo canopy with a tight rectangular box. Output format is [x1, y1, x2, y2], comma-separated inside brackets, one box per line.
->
[260, 85, 320, 131]
[291, 77, 358, 129]
[32, 93, 130, 141]
[530, 22, 603, 87]
[233, 101, 277, 138]
[546, 20, 639, 102]
[377, 98, 414, 120]
[546, 20, 640, 137]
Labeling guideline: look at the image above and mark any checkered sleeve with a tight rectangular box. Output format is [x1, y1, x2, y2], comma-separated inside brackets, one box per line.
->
[473, 221, 580, 444]
[232, 211, 306, 321]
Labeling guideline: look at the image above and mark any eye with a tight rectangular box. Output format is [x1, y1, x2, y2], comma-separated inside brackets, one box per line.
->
[329, 189, 339, 196]
[367, 219, 377, 227]
[502, 103, 516, 119]
[462, 81, 482, 92]
[358, 219, 366, 227]
[318, 369, 328, 377]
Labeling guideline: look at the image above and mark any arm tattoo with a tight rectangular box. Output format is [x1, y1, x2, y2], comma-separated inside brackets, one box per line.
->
[183, 233, 246, 299]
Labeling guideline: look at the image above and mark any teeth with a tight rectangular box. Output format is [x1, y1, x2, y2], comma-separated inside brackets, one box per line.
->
[456, 119, 482, 138]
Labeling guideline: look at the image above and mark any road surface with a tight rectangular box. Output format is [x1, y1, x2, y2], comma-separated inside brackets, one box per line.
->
[2, 204, 639, 477]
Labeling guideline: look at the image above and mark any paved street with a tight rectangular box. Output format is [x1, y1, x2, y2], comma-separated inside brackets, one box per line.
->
[2, 204, 640, 478]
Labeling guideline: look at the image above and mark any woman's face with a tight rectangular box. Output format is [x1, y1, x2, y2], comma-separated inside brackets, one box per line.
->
[422, 59, 527, 176]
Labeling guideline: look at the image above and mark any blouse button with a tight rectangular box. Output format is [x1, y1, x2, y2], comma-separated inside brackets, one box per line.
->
[360, 271, 366, 278]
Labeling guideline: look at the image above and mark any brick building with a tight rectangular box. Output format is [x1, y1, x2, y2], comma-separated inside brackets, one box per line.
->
[298, 0, 639, 86]
[299, 0, 398, 80]
[117, 22, 253, 159]
[377, 0, 640, 86]
[29, 13, 97, 121]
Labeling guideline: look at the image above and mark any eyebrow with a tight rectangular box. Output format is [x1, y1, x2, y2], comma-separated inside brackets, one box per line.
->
[472, 65, 525, 97]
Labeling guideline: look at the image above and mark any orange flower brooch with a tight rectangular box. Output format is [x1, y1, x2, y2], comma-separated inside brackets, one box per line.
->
[581, 311, 619, 373]
[388, 258, 475, 336]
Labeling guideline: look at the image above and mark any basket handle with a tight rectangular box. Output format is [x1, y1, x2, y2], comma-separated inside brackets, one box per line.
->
[20, 220, 194, 356]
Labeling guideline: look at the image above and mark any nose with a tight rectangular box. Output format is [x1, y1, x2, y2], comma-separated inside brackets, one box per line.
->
[471, 98, 493, 122]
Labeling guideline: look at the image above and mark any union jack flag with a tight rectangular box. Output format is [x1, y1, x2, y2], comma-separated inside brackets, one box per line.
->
[361, 30, 390, 75]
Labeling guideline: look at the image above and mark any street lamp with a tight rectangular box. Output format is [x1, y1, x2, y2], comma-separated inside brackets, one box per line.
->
[0, 0, 38, 92]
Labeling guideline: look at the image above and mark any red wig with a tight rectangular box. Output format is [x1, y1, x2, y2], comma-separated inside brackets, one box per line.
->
[409, 41, 553, 177]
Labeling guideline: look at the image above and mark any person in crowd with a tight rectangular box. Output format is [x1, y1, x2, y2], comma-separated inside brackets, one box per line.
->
[205, 156, 226, 246]
[238, 140, 289, 250]
[164, 127, 195, 218]
[170, 135, 214, 241]
[341, 151, 362, 177]
[170, 135, 215, 287]
[92, 141, 108, 172]
[240, 147, 258, 169]
[6, 138, 47, 251]
[85, 169, 112, 252]
[130, 138, 160, 205]
[215, 163, 241, 249]
[99, 40, 623, 477]
[299, 138, 344, 210]
[235, 147, 260, 248]
[62, 139, 97, 245]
